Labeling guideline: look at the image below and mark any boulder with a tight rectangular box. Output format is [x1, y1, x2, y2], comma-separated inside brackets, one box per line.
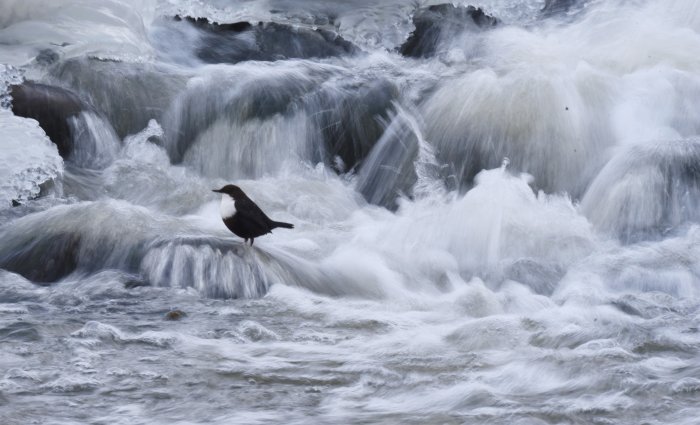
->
[52, 58, 186, 139]
[581, 139, 700, 242]
[0, 230, 81, 284]
[9, 81, 121, 169]
[0, 201, 305, 299]
[9, 82, 86, 158]
[312, 79, 399, 171]
[541, 0, 587, 17]
[176, 16, 360, 64]
[164, 309, 187, 321]
[355, 111, 420, 209]
[399, 4, 498, 58]
[162, 65, 320, 169]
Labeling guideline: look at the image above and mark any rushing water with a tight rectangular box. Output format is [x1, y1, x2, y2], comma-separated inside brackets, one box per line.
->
[2, 0, 700, 424]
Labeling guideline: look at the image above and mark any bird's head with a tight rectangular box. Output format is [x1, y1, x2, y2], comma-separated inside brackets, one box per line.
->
[212, 184, 246, 200]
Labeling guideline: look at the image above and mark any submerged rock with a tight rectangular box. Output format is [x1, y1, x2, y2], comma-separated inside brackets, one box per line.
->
[164, 309, 187, 321]
[176, 16, 360, 64]
[0, 200, 315, 299]
[399, 4, 498, 58]
[53, 58, 187, 139]
[421, 66, 614, 197]
[35, 48, 60, 66]
[541, 0, 585, 17]
[0, 201, 159, 283]
[355, 110, 420, 209]
[312, 79, 399, 171]
[0, 231, 81, 283]
[581, 138, 700, 243]
[0, 322, 41, 342]
[503, 259, 564, 296]
[141, 235, 273, 299]
[162, 63, 324, 177]
[163, 62, 398, 179]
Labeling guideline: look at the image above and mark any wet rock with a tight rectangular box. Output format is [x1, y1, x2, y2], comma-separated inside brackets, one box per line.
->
[399, 4, 498, 58]
[421, 65, 613, 197]
[0, 231, 81, 284]
[35, 48, 60, 66]
[176, 16, 360, 64]
[0, 201, 322, 298]
[53, 58, 186, 138]
[313, 79, 399, 171]
[164, 309, 187, 321]
[0, 201, 154, 284]
[581, 138, 700, 243]
[0, 322, 41, 342]
[9, 82, 87, 158]
[124, 278, 149, 289]
[542, 0, 584, 17]
[9, 79, 120, 169]
[238, 320, 279, 342]
[503, 259, 564, 296]
[163, 67, 318, 168]
[355, 111, 420, 209]
[141, 236, 273, 299]
[610, 299, 644, 318]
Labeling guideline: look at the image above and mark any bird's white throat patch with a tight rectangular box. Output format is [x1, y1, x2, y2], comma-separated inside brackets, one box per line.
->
[219, 194, 237, 219]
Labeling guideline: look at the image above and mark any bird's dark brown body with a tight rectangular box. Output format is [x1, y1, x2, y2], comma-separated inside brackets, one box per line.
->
[213, 185, 293, 245]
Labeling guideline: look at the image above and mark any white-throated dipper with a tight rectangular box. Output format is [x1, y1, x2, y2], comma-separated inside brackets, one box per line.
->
[213, 184, 294, 245]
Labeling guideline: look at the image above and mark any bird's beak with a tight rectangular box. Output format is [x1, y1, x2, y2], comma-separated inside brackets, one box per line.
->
[212, 188, 223, 193]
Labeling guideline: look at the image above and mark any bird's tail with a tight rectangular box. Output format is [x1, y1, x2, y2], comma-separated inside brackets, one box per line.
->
[272, 221, 294, 229]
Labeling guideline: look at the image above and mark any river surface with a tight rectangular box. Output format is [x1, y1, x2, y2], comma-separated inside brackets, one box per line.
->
[1, 0, 700, 424]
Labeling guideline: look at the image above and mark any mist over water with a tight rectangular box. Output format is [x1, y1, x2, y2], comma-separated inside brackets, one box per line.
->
[2, 0, 700, 424]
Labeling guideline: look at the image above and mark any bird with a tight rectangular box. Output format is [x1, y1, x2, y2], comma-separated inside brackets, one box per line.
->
[212, 184, 294, 245]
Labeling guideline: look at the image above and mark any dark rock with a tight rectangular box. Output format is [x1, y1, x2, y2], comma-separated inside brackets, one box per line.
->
[313, 79, 399, 171]
[124, 278, 149, 289]
[254, 22, 357, 59]
[175, 16, 252, 33]
[11, 200, 21, 207]
[143, 235, 273, 299]
[581, 138, 700, 243]
[400, 4, 498, 58]
[165, 309, 187, 320]
[0, 322, 41, 342]
[542, 0, 580, 15]
[35, 48, 60, 66]
[163, 69, 318, 164]
[0, 202, 153, 284]
[356, 111, 420, 209]
[53, 58, 186, 138]
[9, 82, 87, 158]
[0, 231, 81, 284]
[176, 16, 359, 64]
[10, 79, 121, 170]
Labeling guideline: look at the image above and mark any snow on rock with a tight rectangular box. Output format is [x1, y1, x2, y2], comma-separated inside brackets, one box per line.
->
[0, 109, 63, 207]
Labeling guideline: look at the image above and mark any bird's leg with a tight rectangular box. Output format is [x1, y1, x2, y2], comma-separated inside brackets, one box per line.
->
[244, 238, 248, 244]
[250, 238, 254, 246]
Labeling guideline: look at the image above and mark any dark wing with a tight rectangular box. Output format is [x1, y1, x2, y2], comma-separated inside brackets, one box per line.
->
[235, 198, 273, 234]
